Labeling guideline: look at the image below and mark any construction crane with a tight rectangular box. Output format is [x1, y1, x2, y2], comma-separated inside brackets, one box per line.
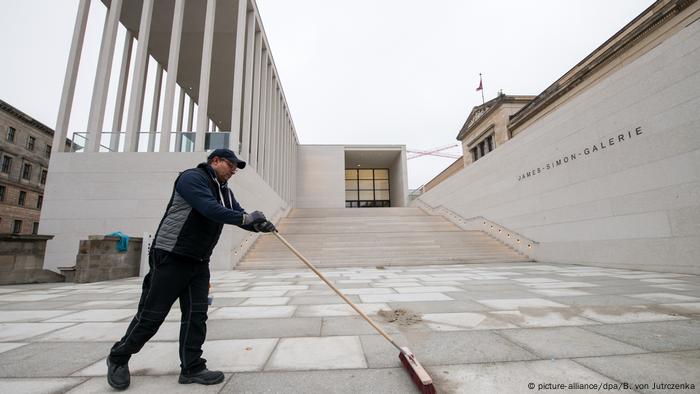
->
[407, 143, 461, 160]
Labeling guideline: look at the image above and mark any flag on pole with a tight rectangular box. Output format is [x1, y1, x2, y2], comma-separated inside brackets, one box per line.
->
[476, 75, 483, 91]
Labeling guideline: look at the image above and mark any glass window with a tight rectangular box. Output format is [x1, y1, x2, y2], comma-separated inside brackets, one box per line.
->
[18, 191, 26, 206]
[374, 169, 389, 179]
[37, 195, 43, 209]
[345, 169, 358, 179]
[40, 169, 47, 185]
[27, 136, 36, 151]
[13, 220, 22, 234]
[345, 180, 358, 190]
[375, 179, 389, 189]
[359, 190, 374, 200]
[375, 190, 390, 200]
[358, 169, 373, 179]
[358, 180, 373, 189]
[345, 190, 358, 200]
[32, 222, 39, 235]
[22, 163, 32, 180]
[7, 127, 15, 142]
[1, 156, 12, 174]
[0, 185, 4, 201]
[46, 145, 52, 159]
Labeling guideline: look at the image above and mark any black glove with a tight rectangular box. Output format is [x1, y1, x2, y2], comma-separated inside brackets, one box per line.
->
[253, 221, 276, 233]
[243, 210, 266, 225]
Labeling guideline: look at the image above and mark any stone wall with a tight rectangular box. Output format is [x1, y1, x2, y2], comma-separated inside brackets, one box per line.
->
[416, 15, 700, 274]
[0, 234, 63, 284]
[73, 235, 142, 283]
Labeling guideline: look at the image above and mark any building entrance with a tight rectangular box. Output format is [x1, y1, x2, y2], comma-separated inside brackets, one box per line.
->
[345, 168, 390, 207]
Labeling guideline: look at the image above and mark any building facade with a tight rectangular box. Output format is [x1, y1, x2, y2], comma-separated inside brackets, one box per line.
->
[40, 0, 408, 272]
[0, 100, 70, 235]
[415, 0, 700, 274]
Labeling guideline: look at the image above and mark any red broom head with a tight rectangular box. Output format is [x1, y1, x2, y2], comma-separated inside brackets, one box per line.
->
[399, 350, 436, 394]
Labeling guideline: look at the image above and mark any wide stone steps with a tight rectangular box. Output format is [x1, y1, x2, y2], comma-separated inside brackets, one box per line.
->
[237, 207, 531, 269]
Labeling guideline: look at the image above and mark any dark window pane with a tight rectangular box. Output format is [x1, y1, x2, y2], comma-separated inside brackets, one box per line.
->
[1, 156, 12, 173]
[13, 220, 22, 234]
[32, 222, 39, 235]
[18, 191, 26, 206]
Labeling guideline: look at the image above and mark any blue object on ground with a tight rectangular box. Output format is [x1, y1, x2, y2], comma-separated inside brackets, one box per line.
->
[107, 231, 130, 252]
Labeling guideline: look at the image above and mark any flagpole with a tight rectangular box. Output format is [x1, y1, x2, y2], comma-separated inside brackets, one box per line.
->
[480, 73, 485, 104]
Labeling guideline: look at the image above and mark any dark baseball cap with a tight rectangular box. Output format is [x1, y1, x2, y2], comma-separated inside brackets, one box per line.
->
[207, 148, 246, 169]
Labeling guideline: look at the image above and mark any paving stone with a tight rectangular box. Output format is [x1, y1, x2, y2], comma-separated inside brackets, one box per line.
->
[76, 339, 278, 376]
[206, 318, 321, 340]
[531, 289, 592, 297]
[0, 378, 86, 394]
[66, 375, 229, 393]
[0, 343, 27, 354]
[69, 300, 135, 309]
[360, 293, 453, 303]
[0, 310, 77, 322]
[209, 306, 296, 319]
[35, 321, 180, 342]
[0, 342, 109, 377]
[294, 303, 389, 317]
[491, 309, 597, 328]
[394, 286, 463, 293]
[0, 300, 82, 310]
[240, 297, 290, 306]
[44, 309, 135, 322]
[386, 300, 489, 314]
[320, 316, 401, 336]
[422, 312, 517, 331]
[215, 291, 287, 298]
[288, 295, 361, 305]
[0, 322, 74, 341]
[266, 336, 366, 371]
[582, 320, 700, 352]
[360, 331, 537, 367]
[659, 302, 700, 315]
[579, 305, 688, 324]
[498, 327, 647, 358]
[575, 351, 700, 394]
[545, 294, 644, 307]
[476, 298, 567, 310]
[221, 368, 418, 394]
[629, 293, 700, 303]
[0, 294, 63, 302]
[431, 359, 620, 394]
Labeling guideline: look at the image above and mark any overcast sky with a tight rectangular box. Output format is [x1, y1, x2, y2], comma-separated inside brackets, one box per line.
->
[0, 0, 653, 188]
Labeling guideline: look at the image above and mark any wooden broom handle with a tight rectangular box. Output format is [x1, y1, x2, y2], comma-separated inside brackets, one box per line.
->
[273, 231, 403, 353]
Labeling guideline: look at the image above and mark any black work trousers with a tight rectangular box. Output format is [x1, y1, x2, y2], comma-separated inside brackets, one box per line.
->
[109, 248, 210, 374]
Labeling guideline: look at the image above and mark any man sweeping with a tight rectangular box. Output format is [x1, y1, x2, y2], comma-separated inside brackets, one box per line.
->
[106, 148, 276, 390]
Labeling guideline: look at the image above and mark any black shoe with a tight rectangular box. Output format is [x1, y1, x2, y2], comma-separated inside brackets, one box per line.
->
[106, 358, 130, 390]
[178, 368, 225, 385]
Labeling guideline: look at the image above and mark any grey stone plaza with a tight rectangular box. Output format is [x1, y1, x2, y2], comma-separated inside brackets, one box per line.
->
[1, 262, 699, 393]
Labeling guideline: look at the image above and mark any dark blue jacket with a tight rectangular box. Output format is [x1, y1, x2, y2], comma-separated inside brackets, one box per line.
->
[152, 163, 256, 261]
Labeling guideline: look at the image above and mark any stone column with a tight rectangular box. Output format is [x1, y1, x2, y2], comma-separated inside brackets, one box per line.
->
[125, 0, 155, 152]
[249, 31, 263, 170]
[147, 64, 163, 152]
[86, 0, 122, 152]
[55, 0, 91, 153]
[257, 54, 268, 177]
[240, 11, 256, 160]
[159, 0, 185, 153]
[195, 0, 217, 151]
[175, 88, 185, 151]
[110, 30, 133, 152]
[229, 0, 248, 153]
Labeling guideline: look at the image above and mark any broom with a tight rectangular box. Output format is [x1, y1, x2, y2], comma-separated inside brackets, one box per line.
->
[273, 230, 436, 394]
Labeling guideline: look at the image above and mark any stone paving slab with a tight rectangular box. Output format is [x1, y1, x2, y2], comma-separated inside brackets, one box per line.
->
[575, 350, 700, 394]
[66, 374, 230, 393]
[206, 317, 322, 340]
[498, 326, 647, 358]
[0, 342, 109, 377]
[0, 378, 86, 394]
[582, 320, 700, 352]
[1, 262, 699, 393]
[221, 368, 418, 394]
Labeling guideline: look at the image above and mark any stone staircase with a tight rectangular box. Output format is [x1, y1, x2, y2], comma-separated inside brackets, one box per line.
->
[237, 207, 532, 269]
